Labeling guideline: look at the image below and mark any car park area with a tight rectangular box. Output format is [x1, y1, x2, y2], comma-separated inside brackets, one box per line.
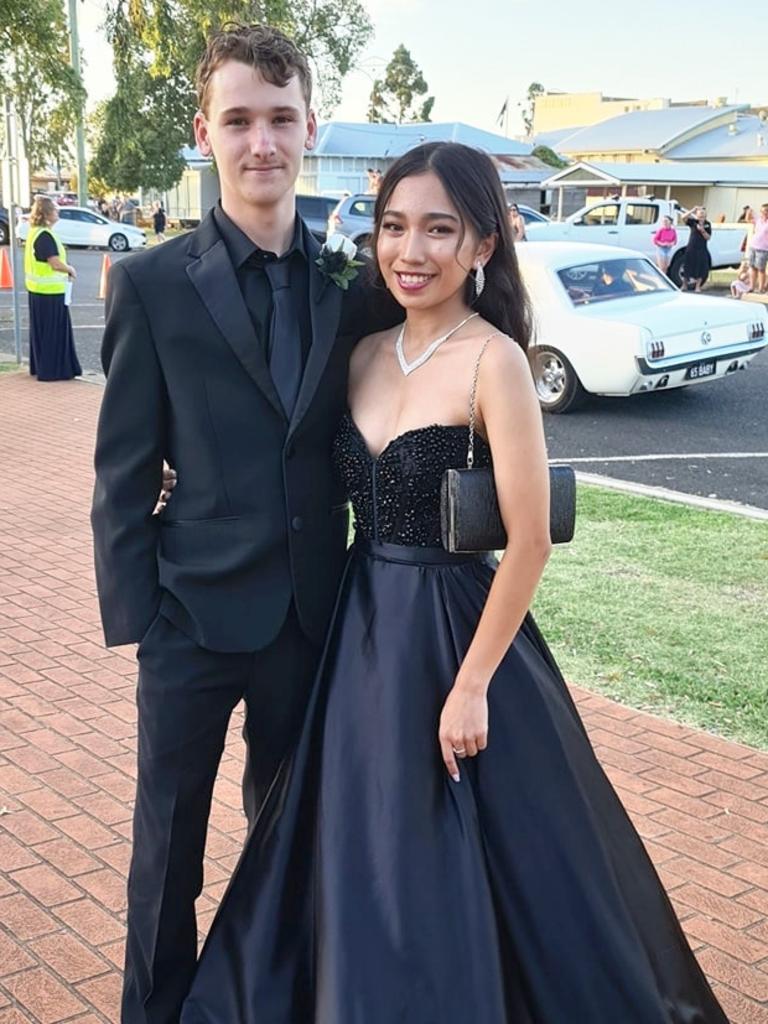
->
[2, 247, 766, 512]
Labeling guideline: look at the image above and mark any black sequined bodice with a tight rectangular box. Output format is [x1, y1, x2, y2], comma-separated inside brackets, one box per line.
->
[333, 412, 492, 547]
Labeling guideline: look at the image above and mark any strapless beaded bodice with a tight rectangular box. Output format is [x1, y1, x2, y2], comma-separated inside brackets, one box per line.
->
[333, 412, 492, 547]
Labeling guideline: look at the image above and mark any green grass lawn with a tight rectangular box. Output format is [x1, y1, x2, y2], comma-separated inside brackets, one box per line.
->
[0, 362, 22, 373]
[532, 485, 768, 749]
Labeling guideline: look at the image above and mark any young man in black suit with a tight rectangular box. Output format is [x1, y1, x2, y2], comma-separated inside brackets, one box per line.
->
[91, 25, 396, 1023]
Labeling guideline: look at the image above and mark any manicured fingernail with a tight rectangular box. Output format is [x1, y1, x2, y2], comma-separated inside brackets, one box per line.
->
[452, 773, 460, 783]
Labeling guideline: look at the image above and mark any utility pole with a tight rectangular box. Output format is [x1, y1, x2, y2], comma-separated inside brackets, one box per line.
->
[67, 0, 88, 205]
[2, 95, 23, 363]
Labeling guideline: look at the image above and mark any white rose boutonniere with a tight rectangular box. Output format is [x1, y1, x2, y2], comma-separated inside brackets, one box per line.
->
[316, 233, 364, 290]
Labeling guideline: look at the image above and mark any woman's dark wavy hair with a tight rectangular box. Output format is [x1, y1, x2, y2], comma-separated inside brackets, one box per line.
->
[371, 142, 533, 352]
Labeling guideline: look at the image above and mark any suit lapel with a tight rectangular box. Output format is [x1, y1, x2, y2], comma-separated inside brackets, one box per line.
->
[186, 216, 285, 422]
[288, 227, 343, 436]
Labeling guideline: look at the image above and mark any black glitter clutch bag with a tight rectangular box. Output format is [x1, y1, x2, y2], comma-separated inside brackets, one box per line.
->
[440, 335, 577, 553]
[440, 464, 576, 553]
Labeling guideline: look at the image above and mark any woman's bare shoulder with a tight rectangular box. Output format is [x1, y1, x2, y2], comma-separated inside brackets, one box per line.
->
[350, 324, 401, 371]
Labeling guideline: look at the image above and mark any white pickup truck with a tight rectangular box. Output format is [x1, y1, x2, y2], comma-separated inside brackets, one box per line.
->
[526, 198, 743, 284]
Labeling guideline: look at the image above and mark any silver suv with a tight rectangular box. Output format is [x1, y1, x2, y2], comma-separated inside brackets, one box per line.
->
[327, 194, 376, 247]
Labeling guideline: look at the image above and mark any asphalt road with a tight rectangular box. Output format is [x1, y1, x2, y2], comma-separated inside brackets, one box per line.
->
[3, 248, 767, 510]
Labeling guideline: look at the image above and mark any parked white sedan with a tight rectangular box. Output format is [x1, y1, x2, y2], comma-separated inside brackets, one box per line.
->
[518, 242, 767, 413]
[18, 206, 146, 252]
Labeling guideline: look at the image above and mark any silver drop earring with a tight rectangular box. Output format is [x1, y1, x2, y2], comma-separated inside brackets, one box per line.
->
[474, 263, 486, 298]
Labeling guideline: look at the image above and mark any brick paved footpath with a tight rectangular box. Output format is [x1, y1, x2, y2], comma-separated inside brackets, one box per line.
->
[0, 372, 767, 1023]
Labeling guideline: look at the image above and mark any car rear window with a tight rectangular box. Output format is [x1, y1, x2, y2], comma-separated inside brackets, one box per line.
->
[350, 199, 375, 217]
[558, 258, 673, 306]
[297, 196, 337, 217]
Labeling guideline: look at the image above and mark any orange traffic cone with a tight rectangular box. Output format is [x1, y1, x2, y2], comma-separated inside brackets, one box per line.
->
[98, 253, 111, 299]
[0, 248, 13, 289]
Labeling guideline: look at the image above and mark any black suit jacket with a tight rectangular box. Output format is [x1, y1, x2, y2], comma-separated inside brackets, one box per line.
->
[91, 212, 397, 652]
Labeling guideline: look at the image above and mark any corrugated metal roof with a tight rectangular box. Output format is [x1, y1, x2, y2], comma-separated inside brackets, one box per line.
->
[665, 115, 768, 159]
[532, 127, 586, 151]
[557, 106, 745, 153]
[543, 160, 768, 187]
[313, 121, 532, 158]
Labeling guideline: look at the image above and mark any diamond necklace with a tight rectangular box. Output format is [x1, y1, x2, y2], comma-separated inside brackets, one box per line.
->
[395, 312, 479, 377]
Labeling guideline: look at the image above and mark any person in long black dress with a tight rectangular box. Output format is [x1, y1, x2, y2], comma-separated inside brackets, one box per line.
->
[681, 205, 712, 292]
[23, 196, 82, 381]
[180, 144, 728, 1023]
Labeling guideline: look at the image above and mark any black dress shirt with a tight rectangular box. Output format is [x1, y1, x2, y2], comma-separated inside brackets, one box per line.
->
[212, 202, 311, 365]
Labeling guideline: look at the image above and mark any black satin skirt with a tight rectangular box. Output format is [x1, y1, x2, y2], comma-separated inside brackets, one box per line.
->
[28, 292, 81, 381]
[182, 540, 727, 1024]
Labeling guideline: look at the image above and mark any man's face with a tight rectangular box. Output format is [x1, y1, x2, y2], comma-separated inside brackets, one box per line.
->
[194, 60, 316, 212]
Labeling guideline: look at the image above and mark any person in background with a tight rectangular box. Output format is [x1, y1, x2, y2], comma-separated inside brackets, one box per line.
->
[366, 168, 382, 195]
[651, 214, 677, 275]
[737, 205, 754, 223]
[23, 196, 82, 382]
[680, 205, 711, 292]
[152, 201, 167, 244]
[730, 258, 752, 299]
[748, 203, 768, 294]
[507, 202, 526, 242]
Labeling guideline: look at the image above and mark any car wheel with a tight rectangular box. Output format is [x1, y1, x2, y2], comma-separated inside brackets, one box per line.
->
[669, 250, 711, 288]
[108, 233, 129, 252]
[0, 223, 8, 245]
[530, 346, 586, 414]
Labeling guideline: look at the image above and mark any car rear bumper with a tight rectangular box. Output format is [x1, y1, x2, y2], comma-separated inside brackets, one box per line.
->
[629, 343, 766, 394]
[635, 343, 766, 375]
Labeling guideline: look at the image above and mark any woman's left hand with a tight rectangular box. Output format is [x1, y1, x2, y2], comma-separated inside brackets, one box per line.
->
[438, 684, 489, 782]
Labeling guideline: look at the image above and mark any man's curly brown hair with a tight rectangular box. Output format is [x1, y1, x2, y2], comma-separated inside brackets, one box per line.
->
[196, 24, 313, 116]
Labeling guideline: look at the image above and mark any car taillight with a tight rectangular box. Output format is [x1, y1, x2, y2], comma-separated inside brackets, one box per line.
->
[330, 213, 343, 227]
[748, 322, 765, 341]
[647, 339, 665, 359]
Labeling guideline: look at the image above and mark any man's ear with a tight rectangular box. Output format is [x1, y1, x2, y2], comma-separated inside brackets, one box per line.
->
[194, 110, 213, 158]
[305, 109, 318, 151]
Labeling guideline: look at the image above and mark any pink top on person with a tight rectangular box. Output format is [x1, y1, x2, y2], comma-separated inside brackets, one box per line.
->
[750, 218, 768, 250]
[652, 226, 677, 246]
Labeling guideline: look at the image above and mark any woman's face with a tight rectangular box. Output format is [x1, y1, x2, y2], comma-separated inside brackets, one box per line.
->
[47, 206, 59, 226]
[376, 171, 492, 311]
[662, 216, 672, 228]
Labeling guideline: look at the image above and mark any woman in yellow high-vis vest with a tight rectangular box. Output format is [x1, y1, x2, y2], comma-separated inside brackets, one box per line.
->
[24, 195, 82, 381]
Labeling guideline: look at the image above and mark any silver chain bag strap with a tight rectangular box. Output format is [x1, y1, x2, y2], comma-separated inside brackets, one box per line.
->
[440, 336, 577, 553]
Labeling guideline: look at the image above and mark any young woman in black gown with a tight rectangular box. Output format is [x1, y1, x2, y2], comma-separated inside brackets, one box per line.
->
[181, 143, 728, 1024]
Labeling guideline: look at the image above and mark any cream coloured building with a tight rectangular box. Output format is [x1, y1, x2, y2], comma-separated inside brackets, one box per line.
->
[533, 92, 673, 135]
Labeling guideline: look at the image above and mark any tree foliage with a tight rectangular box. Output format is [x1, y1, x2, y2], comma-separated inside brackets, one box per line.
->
[0, 0, 85, 177]
[93, 0, 373, 192]
[367, 45, 434, 124]
[531, 144, 567, 169]
[523, 81, 544, 137]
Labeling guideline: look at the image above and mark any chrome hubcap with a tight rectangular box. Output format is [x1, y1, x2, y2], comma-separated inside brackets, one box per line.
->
[534, 352, 567, 404]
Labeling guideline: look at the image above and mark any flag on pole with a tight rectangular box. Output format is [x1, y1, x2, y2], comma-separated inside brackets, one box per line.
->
[496, 98, 508, 127]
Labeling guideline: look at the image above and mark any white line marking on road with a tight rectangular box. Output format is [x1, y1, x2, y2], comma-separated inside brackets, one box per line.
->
[576, 472, 768, 520]
[551, 452, 768, 463]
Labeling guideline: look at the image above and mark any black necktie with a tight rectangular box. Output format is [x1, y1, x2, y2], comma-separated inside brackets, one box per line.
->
[265, 258, 302, 418]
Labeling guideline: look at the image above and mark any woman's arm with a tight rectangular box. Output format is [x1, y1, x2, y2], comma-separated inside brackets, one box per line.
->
[438, 337, 551, 780]
[48, 255, 76, 279]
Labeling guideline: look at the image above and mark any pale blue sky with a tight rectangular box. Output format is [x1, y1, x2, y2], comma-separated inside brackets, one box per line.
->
[79, 0, 767, 135]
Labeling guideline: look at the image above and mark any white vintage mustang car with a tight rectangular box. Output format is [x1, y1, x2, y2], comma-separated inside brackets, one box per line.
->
[517, 242, 767, 413]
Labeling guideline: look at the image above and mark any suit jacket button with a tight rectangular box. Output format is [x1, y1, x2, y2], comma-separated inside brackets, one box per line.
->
[291, 516, 303, 531]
